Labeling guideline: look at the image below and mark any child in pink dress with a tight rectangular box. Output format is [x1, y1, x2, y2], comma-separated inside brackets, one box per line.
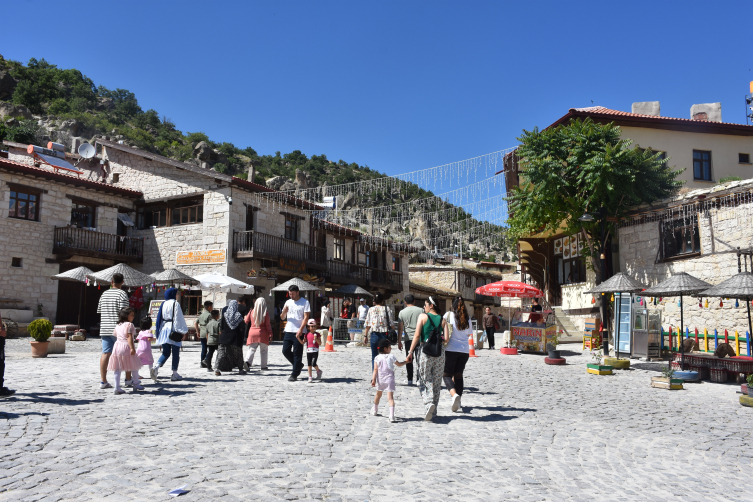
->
[371, 338, 406, 423]
[136, 316, 155, 368]
[107, 307, 144, 394]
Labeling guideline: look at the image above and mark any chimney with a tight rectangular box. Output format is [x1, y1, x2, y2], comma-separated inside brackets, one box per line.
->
[632, 101, 660, 116]
[690, 102, 722, 122]
[247, 162, 256, 183]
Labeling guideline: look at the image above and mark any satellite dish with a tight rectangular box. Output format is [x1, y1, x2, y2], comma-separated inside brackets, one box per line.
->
[78, 143, 95, 159]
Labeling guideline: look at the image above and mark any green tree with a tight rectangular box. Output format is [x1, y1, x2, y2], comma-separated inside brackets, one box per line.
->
[508, 118, 683, 280]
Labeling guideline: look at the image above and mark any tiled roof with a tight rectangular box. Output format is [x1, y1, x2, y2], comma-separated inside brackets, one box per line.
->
[0, 156, 142, 198]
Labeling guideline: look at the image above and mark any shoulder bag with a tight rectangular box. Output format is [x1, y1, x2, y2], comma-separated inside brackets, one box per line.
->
[421, 314, 443, 357]
[385, 307, 399, 345]
[167, 301, 183, 342]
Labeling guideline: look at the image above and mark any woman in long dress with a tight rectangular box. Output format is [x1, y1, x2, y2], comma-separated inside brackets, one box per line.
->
[215, 299, 247, 376]
[244, 297, 272, 370]
[151, 288, 188, 382]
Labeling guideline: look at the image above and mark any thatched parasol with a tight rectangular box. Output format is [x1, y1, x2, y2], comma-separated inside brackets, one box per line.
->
[50, 266, 94, 328]
[698, 250, 753, 344]
[583, 273, 646, 358]
[643, 272, 711, 370]
[333, 284, 373, 297]
[271, 277, 322, 293]
[87, 263, 155, 289]
[151, 269, 199, 287]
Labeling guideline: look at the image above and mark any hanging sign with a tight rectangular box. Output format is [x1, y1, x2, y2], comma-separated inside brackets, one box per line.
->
[176, 249, 226, 266]
[279, 257, 306, 272]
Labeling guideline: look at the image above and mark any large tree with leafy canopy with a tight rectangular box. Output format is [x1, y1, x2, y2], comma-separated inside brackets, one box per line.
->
[508, 117, 684, 284]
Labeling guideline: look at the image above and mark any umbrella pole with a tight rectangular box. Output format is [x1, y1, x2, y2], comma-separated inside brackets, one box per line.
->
[615, 293, 622, 359]
[78, 284, 83, 329]
[747, 300, 752, 351]
[680, 294, 685, 371]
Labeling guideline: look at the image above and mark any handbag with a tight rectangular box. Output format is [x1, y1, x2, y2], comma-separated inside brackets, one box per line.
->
[167, 301, 183, 342]
[421, 314, 443, 357]
[385, 307, 398, 345]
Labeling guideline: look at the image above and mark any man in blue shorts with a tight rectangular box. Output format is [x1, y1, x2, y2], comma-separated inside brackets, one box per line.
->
[97, 273, 129, 389]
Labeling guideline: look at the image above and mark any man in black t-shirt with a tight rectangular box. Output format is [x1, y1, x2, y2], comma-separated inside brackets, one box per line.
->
[531, 298, 543, 312]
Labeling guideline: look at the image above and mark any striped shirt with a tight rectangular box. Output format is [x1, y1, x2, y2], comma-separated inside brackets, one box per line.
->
[97, 288, 129, 337]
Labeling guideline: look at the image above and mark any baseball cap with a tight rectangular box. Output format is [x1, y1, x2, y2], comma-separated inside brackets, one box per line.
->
[307, 319, 317, 326]
[359, 298, 365, 302]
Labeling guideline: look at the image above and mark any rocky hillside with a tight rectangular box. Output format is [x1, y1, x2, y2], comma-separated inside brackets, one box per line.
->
[0, 56, 512, 260]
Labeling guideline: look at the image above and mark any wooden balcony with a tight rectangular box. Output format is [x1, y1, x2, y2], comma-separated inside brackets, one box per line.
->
[232, 230, 327, 270]
[53, 226, 144, 263]
[327, 260, 403, 291]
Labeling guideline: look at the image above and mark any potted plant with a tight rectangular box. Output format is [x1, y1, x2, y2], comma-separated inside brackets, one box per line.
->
[745, 374, 753, 396]
[546, 331, 561, 359]
[28, 319, 52, 358]
[586, 349, 613, 375]
[651, 365, 684, 390]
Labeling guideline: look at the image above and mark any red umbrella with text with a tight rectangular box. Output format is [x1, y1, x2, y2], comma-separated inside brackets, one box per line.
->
[476, 281, 544, 354]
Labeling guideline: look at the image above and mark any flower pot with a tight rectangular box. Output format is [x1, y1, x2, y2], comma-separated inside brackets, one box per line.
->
[747, 384, 753, 396]
[47, 337, 65, 354]
[30, 341, 50, 358]
[548, 350, 561, 359]
[603, 357, 630, 370]
[586, 363, 613, 375]
[651, 376, 683, 390]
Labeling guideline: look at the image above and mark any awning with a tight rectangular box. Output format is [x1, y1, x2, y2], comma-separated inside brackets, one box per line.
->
[117, 213, 135, 227]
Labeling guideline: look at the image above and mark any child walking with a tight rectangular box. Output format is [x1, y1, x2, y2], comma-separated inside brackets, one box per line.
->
[108, 307, 144, 394]
[371, 338, 407, 422]
[135, 316, 155, 376]
[300, 319, 322, 383]
[206, 310, 220, 374]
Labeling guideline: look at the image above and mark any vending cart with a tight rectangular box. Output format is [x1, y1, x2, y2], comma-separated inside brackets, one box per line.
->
[510, 310, 557, 353]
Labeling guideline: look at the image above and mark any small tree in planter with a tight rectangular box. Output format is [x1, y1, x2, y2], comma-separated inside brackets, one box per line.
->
[746, 374, 753, 396]
[28, 319, 52, 358]
[546, 331, 561, 359]
[587, 349, 613, 375]
[650, 365, 683, 390]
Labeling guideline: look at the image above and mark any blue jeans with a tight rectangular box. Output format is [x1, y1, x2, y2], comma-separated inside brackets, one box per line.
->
[200, 338, 208, 362]
[157, 344, 180, 371]
[282, 332, 304, 378]
[370, 332, 387, 370]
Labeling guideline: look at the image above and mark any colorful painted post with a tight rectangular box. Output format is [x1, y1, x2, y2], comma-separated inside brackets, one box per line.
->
[661, 327, 666, 351]
[694, 327, 699, 346]
[735, 330, 740, 356]
[748, 332, 751, 357]
[724, 329, 729, 345]
[704, 328, 708, 352]
[677, 326, 682, 351]
[714, 329, 718, 350]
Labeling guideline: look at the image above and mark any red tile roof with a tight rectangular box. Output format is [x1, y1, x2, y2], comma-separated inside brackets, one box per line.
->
[0, 157, 142, 198]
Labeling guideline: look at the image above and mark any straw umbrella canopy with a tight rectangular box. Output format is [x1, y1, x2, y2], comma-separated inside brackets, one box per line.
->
[271, 277, 322, 293]
[50, 266, 94, 328]
[643, 272, 711, 370]
[697, 271, 753, 344]
[583, 273, 647, 358]
[333, 284, 372, 297]
[87, 263, 155, 289]
[151, 269, 199, 287]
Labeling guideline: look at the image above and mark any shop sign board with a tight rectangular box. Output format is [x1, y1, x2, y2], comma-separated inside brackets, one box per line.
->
[176, 249, 226, 266]
[511, 324, 556, 353]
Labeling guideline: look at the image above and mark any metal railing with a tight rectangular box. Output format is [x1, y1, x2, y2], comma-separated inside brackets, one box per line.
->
[53, 226, 144, 262]
[327, 260, 403, 290]
[233, 230, 327, 268]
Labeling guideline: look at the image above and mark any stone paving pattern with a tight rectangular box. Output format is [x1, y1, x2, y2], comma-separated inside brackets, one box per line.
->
[1, 339, 751, 501]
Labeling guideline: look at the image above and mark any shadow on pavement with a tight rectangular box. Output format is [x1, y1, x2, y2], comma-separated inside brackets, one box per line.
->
[631, 362, 666, 373]
[466, 405, 537, 413]
[463, 387, 497, 395]
[0, 411, 50, 419]
[11, 393, 105, 406]
[322, 378, 361, 384]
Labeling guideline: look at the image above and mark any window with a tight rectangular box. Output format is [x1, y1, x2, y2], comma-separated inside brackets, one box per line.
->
[392, 255, 400, 271]
[284, 214, 298, 241]
[740, 153, 751, 164]
[8, 189, 40, 221]
[693, 150, 712, 181]
[246, 206, 255, 231]
[136, 197, 203, 229]
[557, 256, 586, 285]
[334, 238, 345, 261]
[70, 201, 96, 228]
[112, 173, 120, 182]
[11, 257, 22, 268]
[171, 198, 203, 226]
[180, 290, 202, 316]
[357, 245, 370, 266]
[660, 215, 701, 260]
[464, 275, 473, 288]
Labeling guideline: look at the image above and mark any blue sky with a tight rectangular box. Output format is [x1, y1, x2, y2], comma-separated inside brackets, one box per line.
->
[3, 0, 752, 185]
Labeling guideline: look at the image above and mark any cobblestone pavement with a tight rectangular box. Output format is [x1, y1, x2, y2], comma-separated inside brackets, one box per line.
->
[1, 338, 751, 501]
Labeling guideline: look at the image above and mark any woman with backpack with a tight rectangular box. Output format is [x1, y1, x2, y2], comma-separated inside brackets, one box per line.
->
[406, 296, 448, 421]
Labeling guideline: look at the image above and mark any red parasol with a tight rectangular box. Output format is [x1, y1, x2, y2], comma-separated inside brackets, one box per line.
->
[475, 281, 543, 299]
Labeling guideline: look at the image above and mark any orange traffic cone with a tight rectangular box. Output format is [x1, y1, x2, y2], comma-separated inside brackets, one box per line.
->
[468, 334, 478, 358]
[324, 326, 336, 352]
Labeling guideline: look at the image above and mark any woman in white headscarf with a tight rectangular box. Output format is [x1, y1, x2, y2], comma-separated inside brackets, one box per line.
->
[244, 297, 272, 370]
[215, 299, 247, 376]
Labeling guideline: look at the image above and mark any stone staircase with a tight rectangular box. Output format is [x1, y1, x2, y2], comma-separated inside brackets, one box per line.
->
[552, 306, 582, 344]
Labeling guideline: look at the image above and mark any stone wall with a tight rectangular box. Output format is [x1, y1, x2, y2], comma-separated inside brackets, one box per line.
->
[0, 170, 136, 324]
[620, 200, 753, 334]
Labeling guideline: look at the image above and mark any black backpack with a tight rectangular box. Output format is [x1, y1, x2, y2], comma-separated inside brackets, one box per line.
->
[422, 314, 443, 357]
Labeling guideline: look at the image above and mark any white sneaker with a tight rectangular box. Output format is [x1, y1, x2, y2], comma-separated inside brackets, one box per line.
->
[424, 404, 435, 421]
[390, 415, 397, 423]
[124, 379, 133, 388]
[132, 383, 145, 391]
[150, 366, 158, 382]
[171, 373, 183, 381]
[371, 407, 378, 416]
[308, 377, 313, 383]
[451, 394, 461, 412]
[114, 388, 125, 395]
[100, 382, 112, 389]
[243, 362, 250, 372]
[316, 369, 323, 380]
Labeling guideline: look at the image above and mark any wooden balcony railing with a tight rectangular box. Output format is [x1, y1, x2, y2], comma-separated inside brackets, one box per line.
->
[53, 226, 144, 263]
[327, 260, 403, 291]
[233, 230, 327, 269]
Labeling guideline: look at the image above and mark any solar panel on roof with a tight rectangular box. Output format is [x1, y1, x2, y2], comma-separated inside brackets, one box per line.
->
[36, 153, 81, 173]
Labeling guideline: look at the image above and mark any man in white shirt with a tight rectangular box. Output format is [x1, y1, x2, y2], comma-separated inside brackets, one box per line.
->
[280, 284, 310, 381]
[357, 298, 369, 327]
